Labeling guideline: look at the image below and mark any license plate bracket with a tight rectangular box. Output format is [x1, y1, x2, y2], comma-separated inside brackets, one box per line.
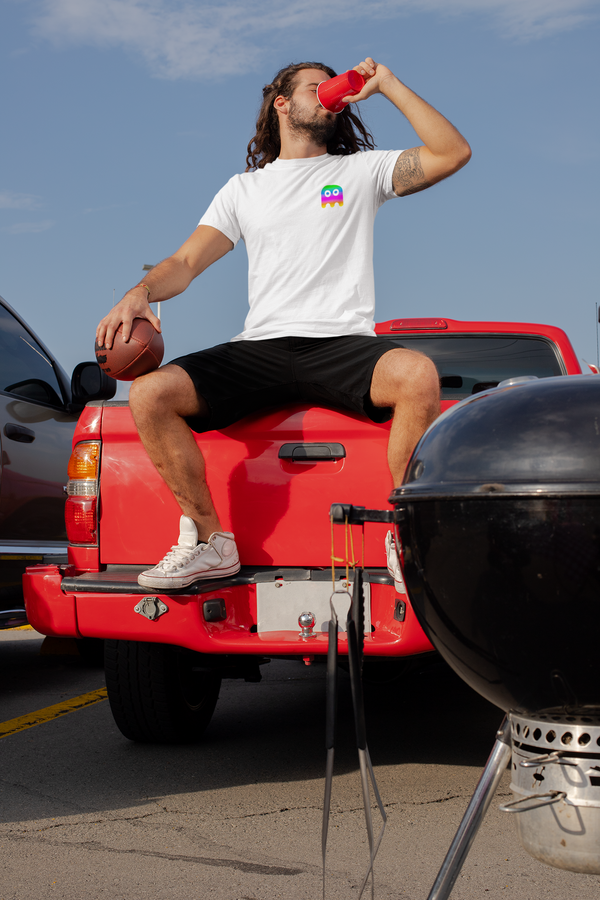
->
[256, 578, 371, 633]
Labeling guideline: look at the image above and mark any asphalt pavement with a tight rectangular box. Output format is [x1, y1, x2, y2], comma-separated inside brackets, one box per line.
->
[1, 628, 599, 900]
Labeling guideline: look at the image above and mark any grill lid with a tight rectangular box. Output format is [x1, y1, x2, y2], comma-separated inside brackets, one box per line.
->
[393, 376, 600, 500]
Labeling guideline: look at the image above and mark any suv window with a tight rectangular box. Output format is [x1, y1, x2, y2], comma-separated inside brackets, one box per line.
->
[0, 304, 64, 406]
[385, 335, 563, 401]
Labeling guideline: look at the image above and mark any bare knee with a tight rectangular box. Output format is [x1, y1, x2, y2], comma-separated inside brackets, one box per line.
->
[129, 364, 207, 421]
[402, 352, 440, 407]
[371, 349, 440, 413]
[129, 369, 169, 420]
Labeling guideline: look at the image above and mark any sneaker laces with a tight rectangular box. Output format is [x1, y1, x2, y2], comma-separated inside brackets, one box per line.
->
[154, 541, 207, 573]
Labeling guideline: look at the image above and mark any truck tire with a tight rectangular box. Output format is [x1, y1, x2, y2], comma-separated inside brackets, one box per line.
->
[104, 640, 221, 743]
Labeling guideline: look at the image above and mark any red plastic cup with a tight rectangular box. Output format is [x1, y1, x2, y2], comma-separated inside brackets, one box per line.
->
[316, 70, 365, 114]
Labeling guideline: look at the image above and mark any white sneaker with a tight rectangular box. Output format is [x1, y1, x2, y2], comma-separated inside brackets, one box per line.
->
[385, 530, 406, 594]
[138, 516, 241, 589]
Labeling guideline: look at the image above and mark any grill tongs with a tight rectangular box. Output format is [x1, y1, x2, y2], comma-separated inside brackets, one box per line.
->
[322, 568, 387, 900]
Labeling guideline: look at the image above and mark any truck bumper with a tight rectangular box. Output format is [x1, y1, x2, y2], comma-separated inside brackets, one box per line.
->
[23, 566, 81, 637]
[23, 565, 433, 658]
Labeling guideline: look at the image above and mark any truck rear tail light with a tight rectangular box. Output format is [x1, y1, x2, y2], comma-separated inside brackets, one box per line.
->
[66, 441, 100, 544]
[65, 497, 97, 544]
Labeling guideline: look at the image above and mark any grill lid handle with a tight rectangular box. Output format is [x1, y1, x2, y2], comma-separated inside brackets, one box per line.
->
[329, 502, 397, 524]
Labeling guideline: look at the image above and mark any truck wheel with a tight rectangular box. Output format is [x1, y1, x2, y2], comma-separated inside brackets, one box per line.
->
[104, 640, 221, 744]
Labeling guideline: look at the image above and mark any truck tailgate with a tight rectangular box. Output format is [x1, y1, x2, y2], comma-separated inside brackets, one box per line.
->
[98, 403, 394, 567]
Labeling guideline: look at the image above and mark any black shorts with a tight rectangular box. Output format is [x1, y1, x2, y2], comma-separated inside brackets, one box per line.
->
[169, 335, 399, 434]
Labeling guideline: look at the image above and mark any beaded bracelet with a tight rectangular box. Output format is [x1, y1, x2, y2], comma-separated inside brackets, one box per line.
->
[137, 282, 151, 298]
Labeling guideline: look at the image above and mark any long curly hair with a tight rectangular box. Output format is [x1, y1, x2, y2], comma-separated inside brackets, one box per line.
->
[245, 62, 375, 171]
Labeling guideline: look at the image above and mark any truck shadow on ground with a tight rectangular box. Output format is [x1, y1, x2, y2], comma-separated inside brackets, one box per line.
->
[208, 655, 503, 775]
[0, 649, 504, 825]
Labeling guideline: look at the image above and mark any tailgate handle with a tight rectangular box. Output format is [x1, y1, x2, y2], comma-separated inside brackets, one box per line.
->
[278, 442, 346, 461]
[4, 423, 35, 443]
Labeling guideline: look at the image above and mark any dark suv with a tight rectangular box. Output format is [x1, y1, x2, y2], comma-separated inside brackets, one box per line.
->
[0, 295, 115, 628]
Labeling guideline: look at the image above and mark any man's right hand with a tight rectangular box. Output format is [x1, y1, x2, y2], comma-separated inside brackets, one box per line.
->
[96, 285, 162, 350]
[95, 226, 233, 350]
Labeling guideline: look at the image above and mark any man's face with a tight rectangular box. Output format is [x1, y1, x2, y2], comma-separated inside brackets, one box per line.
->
[286, 68, 337, 144]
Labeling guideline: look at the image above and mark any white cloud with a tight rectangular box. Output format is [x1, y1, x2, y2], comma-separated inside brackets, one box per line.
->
[424, 0, 598, 39]
[0, 190, 42, 210]
[33, 0, 262, 78]
[32, 0, 598, 79]
[5, 220, 55, 234]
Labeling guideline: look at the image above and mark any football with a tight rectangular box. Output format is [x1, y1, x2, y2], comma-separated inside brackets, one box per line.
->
[95, 318, 164, 381]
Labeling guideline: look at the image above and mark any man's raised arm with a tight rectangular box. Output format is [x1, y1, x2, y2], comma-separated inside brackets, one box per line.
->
[96, 225, 234, 349]
[349, 57, 471, 197]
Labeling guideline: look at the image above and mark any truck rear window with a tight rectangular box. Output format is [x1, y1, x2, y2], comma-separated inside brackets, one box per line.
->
[384, 335, 564, 400]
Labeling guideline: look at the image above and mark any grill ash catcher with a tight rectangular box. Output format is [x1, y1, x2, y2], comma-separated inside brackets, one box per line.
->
[330, 375, 600, 897]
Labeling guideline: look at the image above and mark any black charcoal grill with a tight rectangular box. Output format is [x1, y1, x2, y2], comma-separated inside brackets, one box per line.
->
[393, 374, 600, 717]
[332, 374, 600, 895]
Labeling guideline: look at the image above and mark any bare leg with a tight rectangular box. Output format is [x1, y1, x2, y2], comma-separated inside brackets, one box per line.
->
[128, 364, 222, 542]
[370, 349, 440, 487]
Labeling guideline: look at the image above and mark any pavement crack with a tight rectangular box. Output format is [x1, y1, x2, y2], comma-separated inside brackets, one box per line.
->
[2, 811, 159, 835]
[32, 837, 305, 875]
[4, 832, 304, 876]
[0, 776, 86, 814]
[226, 804, 321, 820]
[415, 794, 462, 806]
[321, 794, 463, 815]
[201, 793, 469, 825]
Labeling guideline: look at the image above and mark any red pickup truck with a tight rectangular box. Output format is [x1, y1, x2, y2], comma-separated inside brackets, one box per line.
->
[23, 317, 590, 743]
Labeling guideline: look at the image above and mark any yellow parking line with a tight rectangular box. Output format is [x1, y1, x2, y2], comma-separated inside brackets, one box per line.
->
[0, 688, 108, 739]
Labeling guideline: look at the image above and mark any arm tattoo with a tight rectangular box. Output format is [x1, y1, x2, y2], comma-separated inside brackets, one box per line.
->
[392, 147, 435, 197]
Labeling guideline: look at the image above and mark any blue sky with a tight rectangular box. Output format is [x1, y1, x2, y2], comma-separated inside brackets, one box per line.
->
[1, 0, 599, 394]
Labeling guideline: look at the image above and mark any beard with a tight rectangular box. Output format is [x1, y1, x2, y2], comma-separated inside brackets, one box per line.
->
[287, 98, 337, 145]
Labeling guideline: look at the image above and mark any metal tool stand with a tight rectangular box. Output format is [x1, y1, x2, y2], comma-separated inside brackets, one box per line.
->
[346, 569, 387, 900]
[322, 569, 386, 900]
[326, 505, 514, 900]
[426, 717, 512, 900]
[322, 603, 338, 900]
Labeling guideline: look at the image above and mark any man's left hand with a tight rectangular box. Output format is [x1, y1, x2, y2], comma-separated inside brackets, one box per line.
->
[344, 58, 394, 103]
[343, 56, 471, 196]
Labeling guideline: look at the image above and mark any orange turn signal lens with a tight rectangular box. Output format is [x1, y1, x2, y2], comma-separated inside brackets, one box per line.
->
[68, 442, 100, 481]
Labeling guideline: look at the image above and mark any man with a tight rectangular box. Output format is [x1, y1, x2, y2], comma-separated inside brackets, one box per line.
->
[96, 57, 471, 590]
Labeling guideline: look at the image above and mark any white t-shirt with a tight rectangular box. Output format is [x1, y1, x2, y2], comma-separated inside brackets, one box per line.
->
[198, 150, 401, 341]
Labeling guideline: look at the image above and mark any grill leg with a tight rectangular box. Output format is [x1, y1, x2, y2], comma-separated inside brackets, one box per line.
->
[426, 717, 512, 900]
